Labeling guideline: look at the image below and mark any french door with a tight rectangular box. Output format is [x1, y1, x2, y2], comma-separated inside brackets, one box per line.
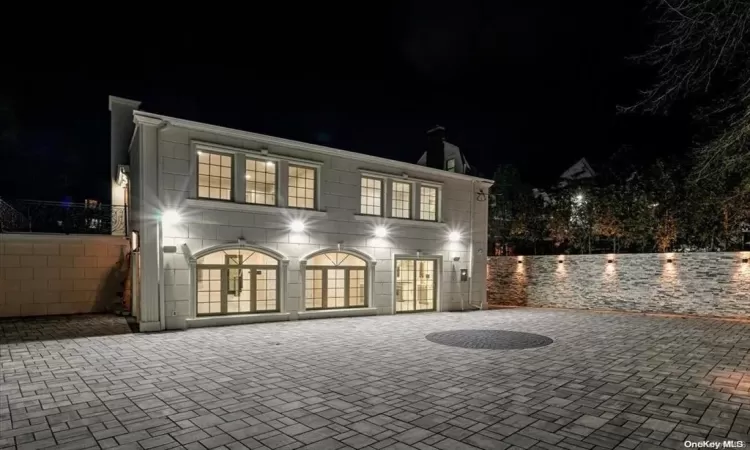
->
[305, 267, 367, 309]
[196, 265, 278, 315]
[395, 258, 437, 312]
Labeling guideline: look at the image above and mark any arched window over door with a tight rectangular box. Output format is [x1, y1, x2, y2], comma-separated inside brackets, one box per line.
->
[195, 248, 280, 316]
[304, 252, 368, 310]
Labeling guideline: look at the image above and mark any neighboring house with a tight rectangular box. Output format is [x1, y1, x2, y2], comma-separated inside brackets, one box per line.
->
[110, 97, 493, 332]
[558, 157, 596, 187]
[416, 126, 472, 174]
[531, 157, 597, 205]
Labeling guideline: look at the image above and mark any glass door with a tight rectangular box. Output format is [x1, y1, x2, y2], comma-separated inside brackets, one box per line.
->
[395, 259, 436, 312]
[197, 266, 278, 316]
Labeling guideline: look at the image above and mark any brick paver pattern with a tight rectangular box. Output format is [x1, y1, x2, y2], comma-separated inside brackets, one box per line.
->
[1, 309, 749, 450]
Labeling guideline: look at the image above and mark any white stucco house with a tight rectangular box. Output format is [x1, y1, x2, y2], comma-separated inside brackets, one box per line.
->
[109, 96, 493, 332]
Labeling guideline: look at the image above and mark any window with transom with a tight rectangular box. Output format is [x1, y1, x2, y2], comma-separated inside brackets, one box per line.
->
[305, 252, 367, 310]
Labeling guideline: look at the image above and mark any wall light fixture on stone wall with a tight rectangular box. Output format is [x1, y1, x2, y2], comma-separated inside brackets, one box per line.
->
[743, 258, 748, 264]
[667, 258, 673, 263]
[607, 259, 614, 263]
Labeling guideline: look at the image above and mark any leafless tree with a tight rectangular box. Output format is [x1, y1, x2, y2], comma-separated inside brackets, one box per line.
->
[626, 0, 750, 187]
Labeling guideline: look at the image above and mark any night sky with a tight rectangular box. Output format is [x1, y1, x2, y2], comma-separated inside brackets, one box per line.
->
[1, 2, 692, 203]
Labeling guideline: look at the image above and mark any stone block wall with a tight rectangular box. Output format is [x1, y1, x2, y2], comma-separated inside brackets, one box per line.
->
[487, 252, 750, 317]
[0, 234, 129, 317]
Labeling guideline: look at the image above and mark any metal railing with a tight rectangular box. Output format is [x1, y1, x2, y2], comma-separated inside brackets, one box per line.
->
[0, 198, 127, 235]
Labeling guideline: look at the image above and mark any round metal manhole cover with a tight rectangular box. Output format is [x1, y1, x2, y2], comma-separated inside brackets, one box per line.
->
[425, 330, 553, 350]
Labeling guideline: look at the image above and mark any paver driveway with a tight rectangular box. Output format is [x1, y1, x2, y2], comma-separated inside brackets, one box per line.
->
[2, 309, 750, 450]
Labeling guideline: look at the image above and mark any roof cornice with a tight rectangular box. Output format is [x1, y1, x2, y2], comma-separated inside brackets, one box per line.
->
[109, 96, 141, 111]
[131, 111, 493, 184]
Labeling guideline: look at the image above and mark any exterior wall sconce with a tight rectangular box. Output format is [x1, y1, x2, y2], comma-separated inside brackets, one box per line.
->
[743, 258, 749, 264]
[667, 258, 673, 263]
[517, 259, 523, 264]
[607, 259, 614, 264]
[558, 259, 563, 264]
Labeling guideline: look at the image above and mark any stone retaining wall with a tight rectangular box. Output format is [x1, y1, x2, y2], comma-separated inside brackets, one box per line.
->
[0, 234, 129, 317]
[487, 252, 750, 317]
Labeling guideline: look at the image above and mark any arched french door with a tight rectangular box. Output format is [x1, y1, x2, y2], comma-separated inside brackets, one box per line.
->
[195, 247, 281, 315]
[300, 249, 376, 311]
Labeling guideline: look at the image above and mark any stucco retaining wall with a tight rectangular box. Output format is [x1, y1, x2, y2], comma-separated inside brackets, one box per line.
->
[487, 252, 750, 317]
[0, 234, 129, 317]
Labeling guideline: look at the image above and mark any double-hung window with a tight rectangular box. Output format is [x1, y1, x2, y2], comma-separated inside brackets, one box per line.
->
[391, 181, 412, 219]
[245, 158, 277, 205]
[288, 165, 316, 209]
[360, 177, 383, 216]
[419, 186, 438, 221]
[446, 158, 456, 172]
[198, 151, 233, 200]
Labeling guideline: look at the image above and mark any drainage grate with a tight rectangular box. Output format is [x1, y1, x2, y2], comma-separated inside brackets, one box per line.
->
[425, 329, 553, 350]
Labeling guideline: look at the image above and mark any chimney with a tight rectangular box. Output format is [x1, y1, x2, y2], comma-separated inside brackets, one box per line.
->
[425, 125, 445, 170]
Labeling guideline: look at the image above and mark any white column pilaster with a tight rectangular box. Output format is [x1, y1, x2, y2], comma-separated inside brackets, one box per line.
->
[135, 118, 164, 332]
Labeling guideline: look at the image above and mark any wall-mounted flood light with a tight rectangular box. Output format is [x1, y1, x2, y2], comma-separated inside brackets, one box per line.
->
[448, 231, 461, 242]
[161, 209, 181, 226]
[290, 220, 305, 232]
[374, 226, 388, 238]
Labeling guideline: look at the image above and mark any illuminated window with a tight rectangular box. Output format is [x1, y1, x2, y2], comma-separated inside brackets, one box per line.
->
[245, 159, 276, 205]
[391, 182, 411, 219]
[196, 248, 279, 316]
[305, 252, 367, 310]
[198, 151, 232, 200]
[419, 186, 438, 221]
[288, 165, 316, 209]
[446, 158, 456, 172]
[360, 177, 382, 216]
